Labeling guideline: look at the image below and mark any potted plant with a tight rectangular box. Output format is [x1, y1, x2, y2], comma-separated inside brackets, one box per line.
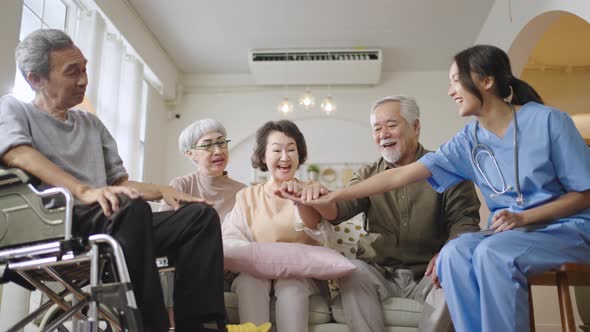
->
[307, 164, 320, 182]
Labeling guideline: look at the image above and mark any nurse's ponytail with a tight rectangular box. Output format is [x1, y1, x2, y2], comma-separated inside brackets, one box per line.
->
[508, 75, 543, 105]
[454, 45, 544, 106]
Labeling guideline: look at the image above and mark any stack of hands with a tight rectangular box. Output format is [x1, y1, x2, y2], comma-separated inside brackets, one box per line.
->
[274, 180, 444, 289]
[273, 181, 334, 206]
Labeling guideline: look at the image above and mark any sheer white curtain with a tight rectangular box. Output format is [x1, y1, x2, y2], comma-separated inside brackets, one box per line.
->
[75, 10, 145, 181]
[116, 54, 144, 180]
[74, 10, 105, 107]
[95, 33, 123, 137]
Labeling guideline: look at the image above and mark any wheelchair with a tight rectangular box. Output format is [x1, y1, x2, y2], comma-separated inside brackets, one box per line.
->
[0, 168, 141, 331]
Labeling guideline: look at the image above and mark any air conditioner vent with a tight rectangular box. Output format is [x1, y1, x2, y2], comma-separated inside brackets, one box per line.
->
[249, 49, 382, 86]
[252, 50, 380, 62]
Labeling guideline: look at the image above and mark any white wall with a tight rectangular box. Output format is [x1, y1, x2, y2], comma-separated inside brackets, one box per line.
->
[0, 1, 22, 96]
[165, 71, 470, 185]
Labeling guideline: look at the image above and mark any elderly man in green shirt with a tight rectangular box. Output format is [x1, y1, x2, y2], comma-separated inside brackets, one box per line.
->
[281, 96, 480, 332]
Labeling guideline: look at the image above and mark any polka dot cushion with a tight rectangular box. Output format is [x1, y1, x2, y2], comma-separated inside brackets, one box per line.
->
[324, 213, 366, 258]
[323, 213, 366, 298]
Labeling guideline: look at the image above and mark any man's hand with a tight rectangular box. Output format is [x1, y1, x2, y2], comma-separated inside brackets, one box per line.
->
[302, 191, 337, 206]
[160, 186, 212, 210]
[424, 253, 441, 289]
[78, 186, 142, 217]
[490, 209, 527, 232]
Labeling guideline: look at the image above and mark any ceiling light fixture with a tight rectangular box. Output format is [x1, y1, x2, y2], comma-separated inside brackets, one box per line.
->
[321, 78, 336, 115]
[299, 88, 315, 110]
[321, 95, 336, 115]
[278, 97, 294, 115]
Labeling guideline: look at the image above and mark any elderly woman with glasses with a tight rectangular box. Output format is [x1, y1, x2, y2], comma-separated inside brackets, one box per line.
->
[160, 118, 245, 216]
[159, 118, 246, 327]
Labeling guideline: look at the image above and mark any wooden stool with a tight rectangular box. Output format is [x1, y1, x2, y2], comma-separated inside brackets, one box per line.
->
[528, 263, 590, 332]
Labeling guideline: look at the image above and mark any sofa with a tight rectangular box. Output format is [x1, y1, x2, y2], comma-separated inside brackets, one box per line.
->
[150, 201, 423, 331]
[223, 291, 423, 332]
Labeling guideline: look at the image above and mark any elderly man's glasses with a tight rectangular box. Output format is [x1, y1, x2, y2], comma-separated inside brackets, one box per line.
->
[191, 139, 231, 152]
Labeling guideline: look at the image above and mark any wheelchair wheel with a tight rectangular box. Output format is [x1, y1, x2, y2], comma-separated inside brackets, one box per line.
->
[39, 301, 121, 332]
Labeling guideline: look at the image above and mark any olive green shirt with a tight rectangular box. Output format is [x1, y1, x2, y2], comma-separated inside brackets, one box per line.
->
[334, 144, 480, 278]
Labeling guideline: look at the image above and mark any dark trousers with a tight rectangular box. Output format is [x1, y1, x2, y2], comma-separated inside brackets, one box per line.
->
[73, 198, 226, 332]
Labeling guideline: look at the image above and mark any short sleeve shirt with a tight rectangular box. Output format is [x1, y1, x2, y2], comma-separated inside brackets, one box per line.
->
[419, 102, 590, 224]
[0, 95, 128, 190]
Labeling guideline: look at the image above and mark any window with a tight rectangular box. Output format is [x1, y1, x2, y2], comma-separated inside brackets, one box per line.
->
[13, 0, 76, 101]
[13, 0, 153, 182]
[138, 81, 148, 181]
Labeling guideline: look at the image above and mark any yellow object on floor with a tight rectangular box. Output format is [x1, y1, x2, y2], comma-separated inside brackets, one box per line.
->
[226, 322, 271, 332]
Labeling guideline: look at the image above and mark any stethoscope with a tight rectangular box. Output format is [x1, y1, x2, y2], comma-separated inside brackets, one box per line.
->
[471, 94, 525, 206]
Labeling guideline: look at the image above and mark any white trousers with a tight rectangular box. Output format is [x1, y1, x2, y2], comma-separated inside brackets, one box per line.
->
[339, 259, 453, 332]
[231, 273, 325, 332]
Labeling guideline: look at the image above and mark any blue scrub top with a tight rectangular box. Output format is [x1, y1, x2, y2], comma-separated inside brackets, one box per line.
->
[419, 102, 590, 225]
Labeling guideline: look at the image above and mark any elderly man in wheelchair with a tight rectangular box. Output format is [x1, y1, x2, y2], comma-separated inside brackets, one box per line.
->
[0, 29, 230, 332]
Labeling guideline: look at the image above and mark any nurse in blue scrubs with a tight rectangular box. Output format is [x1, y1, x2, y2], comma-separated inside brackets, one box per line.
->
[286, 45, 590, 332]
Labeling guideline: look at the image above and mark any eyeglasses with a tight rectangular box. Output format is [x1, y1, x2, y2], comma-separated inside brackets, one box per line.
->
[191, 139, 231, 152]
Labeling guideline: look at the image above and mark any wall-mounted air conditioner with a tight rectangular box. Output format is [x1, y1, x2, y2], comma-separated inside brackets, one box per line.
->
[249, 49, 382, 85]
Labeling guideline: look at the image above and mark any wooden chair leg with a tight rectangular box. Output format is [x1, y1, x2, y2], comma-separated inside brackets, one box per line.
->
[556, 272, 576, 332]
[529, 283, 536, 332]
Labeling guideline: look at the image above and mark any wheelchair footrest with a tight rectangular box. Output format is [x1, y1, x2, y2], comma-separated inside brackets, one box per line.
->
[91, 282, 142, 331]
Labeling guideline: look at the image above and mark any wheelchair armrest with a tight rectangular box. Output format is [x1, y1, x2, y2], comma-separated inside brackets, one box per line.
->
[0, 168, 34, 186]
[0, 166, 74, 244]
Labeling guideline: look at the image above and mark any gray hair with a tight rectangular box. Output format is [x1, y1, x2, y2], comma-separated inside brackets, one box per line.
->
[15, 29, 74, 82]
[370, 95, 420, 127]
[178, 118, 228, 154]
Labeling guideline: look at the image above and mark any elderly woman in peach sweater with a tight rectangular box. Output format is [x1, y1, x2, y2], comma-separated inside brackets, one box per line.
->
[222, 120, 327, 332]
[160, 118, 245, 217]
[160, 118, 245, 326]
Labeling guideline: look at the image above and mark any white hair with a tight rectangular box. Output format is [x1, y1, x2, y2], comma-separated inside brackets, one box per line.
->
[178, 118, 227, 154]
[370, 95, 420, 127]
[15, 29, 74, 82]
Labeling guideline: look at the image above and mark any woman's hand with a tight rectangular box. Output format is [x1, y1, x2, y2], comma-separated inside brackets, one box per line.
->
[490, 209, 527, 232]
[275, 181, 332, 205]
[274, 180, 303, 202]
[282, 180, 303, 196]
[161, 186, 212, 210]
[300, 182, 329, 201]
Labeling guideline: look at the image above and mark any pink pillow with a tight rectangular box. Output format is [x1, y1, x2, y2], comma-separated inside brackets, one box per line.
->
[224, 242, 356, 280]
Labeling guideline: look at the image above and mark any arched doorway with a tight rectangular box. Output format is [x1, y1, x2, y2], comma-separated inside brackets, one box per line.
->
[517, 13, 590, 143]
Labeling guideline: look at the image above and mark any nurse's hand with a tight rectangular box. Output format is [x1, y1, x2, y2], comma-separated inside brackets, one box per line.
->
[424, 253, 441, 288]
[490, 210, 526, 232]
